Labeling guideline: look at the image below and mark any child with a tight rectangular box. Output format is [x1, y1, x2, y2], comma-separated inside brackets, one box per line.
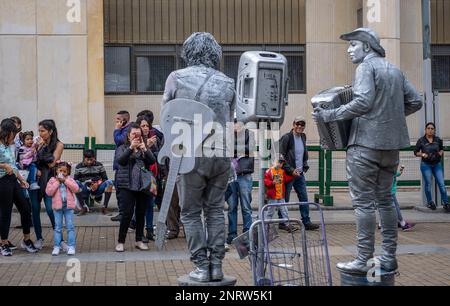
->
[392, 165, 415, 231]
[264, 155, 296, 233]
[17, 131, 40, 190]
[378, 165, 415, 231]
[45, 161, 80, 256]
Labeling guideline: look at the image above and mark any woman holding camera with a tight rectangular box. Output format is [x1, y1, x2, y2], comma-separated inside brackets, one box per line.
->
[415, 122, 449, 212]
[114, 123, 155, 252]
[29, 120, 64, 249]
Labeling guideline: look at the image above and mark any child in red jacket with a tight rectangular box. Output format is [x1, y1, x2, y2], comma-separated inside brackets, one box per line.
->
[46, 161, 80, 256]
[264, 155, 296, 233]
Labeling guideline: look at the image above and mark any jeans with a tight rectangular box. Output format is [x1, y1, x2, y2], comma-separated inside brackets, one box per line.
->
[266, 199, 289, 220]
[225, 174, 253, 244]
[29, 190, 55, 240]
[178, 157, 229, 268]
[284, 174, 311, 225]
[25, 163, 38, 185]
[76, 180, 113, 203]
[420, 162, 449, 205]
[392, 194, 404, 223]
[53, 208, 75, 248]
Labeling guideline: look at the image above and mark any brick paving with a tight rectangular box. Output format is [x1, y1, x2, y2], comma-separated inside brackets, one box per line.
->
[1, 222, 450, 286]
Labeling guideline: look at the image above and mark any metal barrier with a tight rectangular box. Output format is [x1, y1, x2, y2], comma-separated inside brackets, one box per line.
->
[64, 138, 449, 207]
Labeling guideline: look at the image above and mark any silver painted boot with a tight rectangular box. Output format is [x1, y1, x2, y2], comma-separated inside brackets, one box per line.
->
[336, 259, 370, 274]
[210, 264, 224, 281]
[189, 267, 210, 282]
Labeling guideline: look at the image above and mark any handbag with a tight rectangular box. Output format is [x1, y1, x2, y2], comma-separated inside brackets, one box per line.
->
[139, 167, 158, 196]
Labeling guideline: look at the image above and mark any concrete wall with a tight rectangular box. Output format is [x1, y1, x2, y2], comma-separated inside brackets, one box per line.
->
[0, 0, 104, 143]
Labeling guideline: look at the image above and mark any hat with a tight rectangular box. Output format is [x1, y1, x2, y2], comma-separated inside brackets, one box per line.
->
[277, 154, 286, 162]
[293, 115, 306, 124]
[340, 28, 386, 58]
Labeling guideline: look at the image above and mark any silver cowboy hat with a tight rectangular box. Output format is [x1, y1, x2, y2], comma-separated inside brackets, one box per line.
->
[340, 28, 386, 58]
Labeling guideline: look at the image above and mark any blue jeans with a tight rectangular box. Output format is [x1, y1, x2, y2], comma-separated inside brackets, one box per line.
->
[29, 190, 55, 240]
[284, 174, 311, 225]
[25, 163, 38, 185]
[392, 194, 404, 222]
[76, 180, 113, 199]
[420, 162, 449, 205]
[225, 174, 253, 244]
[53, 208, 75, 248]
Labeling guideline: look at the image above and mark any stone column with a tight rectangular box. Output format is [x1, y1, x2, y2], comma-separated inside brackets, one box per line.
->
[363, 0, 401, 66]
[304, 0, 361, 142]
[87, 0, 106, 143]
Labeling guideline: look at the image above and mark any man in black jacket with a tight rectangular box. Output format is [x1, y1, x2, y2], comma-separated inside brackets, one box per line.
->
[279, 116, 319, 231]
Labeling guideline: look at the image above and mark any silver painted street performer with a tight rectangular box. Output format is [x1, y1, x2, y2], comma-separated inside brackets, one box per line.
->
[162, 32, 236, 282]
[312, 28, 423, 274]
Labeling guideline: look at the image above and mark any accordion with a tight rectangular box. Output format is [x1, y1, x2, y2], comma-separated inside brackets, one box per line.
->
[311, 86, 353, 150]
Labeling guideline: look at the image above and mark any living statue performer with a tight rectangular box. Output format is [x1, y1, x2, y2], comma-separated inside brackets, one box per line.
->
[162, 32, 236, 282]
[312, 28, 423, 274]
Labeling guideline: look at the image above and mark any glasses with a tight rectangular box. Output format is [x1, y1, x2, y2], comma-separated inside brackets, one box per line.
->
[295, 122, 306, 127]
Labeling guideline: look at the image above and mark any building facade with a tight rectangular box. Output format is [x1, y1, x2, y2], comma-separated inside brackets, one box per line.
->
[0, 0, 449, 144]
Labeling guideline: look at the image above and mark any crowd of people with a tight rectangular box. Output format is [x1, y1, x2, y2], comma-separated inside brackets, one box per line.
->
[1, 112, 442, 258]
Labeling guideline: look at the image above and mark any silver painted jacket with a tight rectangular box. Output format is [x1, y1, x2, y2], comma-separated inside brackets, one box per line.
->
[162, 65, 236, 156]
[321, 53, 423, 150]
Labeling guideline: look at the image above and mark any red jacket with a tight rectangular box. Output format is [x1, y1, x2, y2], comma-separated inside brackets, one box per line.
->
[264, 167, 294, 200]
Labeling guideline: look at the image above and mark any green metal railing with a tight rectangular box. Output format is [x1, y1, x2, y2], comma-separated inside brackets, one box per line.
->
[63, 138, 450, 208]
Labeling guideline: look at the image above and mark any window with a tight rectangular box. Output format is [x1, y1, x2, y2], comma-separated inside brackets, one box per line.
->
[136, 56, 175, 92]
[104, 47, 130, 93]
[104, 44, 306, 94]
[223, 55, 241, 85]
[432, 45, 450, 91]
[286, 55, 305, 92]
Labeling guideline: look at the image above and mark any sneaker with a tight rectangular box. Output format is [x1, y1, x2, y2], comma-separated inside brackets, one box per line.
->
[401, 222, 415, 231]
[7, 241, 17, 250]
[166, 231, 178, 240]
[67, 246, 76, 256]
[443, 204, 450, 213]
[224, 243, 230, 252]
[29, 183, 40, 190]
[34, 239, 44, 250]
[427, 201, 437, 210]
[146, 229, 154, 241]
[115, 243, 124, 252]
[52, 246, 60, 256]
[304, 223, 320, 231]
[1, 244, 12, 256]
[20, 239, 38, 253]
[135, 241, 149, 250]
[60, 241, 69, 252]
[189, 267, 210, 282]
[278, 223, 291, 232]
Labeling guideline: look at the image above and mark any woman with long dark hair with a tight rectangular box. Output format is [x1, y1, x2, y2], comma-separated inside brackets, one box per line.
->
[29, 120, 64, 249]
[0, 119, 38, 256]
[114, 122, 155, 252]
[415, 122, 449, 212]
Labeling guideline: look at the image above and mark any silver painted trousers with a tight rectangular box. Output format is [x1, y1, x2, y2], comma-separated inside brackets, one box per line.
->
[347, 145, 399, 264]
[178, 157, 230, 268]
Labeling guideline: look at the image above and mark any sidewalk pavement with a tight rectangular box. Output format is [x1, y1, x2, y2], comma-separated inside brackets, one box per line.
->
[2, 189, 450, 286]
